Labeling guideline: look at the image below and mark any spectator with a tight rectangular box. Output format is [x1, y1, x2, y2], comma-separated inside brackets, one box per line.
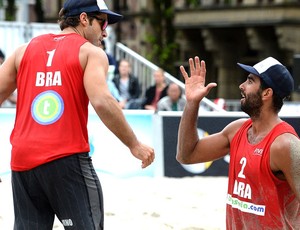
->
[142, 68, 168, 110]
[107, 77, 122, 102]
[213, 98, 226, 110]
[112, 59, 141, 109]
[0, 49, 5, 65]
[99, 42, 121, 102]
[100, 40, 117, 81]
[157, 83, 186, 111]
[100, 40, 117, 68]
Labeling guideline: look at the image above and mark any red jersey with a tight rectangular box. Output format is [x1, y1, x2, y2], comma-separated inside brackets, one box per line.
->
[10, 33, 90, 171]
[226, 119, 300, 229]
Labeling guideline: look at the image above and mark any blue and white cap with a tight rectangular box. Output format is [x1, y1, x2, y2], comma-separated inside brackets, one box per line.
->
[237, 57, 294, 99]
[63, 0, 123, 24]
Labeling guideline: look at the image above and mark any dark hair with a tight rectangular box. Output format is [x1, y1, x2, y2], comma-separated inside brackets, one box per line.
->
[260, 80, 283, 113]
[58, 8, 80, 30]
[57, 9, 99, 30]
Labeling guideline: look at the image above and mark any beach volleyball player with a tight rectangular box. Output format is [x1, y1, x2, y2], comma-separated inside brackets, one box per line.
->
[0, 0, 154, 229]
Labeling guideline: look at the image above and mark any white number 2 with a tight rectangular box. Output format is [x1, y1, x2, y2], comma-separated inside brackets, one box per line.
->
[238, 157, 247, 179]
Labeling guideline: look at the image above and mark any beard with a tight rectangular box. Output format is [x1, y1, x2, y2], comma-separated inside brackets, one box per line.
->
[241, 90, 263, 118]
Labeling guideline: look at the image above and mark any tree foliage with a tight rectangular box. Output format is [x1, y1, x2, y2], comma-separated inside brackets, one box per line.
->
[5, 0, 16, 21]
[146, 0, 178, 75]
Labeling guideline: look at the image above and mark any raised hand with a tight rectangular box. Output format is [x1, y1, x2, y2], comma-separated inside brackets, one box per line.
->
[180, 56, 217, 103]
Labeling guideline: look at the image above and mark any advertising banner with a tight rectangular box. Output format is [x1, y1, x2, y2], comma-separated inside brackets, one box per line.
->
[160, 112, 300, 178]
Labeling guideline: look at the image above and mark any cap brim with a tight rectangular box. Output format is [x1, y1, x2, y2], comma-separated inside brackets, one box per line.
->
[237, 63, 260, 76]
[100, 9, 123, 24]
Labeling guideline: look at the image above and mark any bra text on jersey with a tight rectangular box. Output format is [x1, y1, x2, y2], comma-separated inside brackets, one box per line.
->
[36, 71, 62, 87]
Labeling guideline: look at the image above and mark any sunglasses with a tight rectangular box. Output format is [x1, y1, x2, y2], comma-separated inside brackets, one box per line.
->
[90, 15, 108, 31]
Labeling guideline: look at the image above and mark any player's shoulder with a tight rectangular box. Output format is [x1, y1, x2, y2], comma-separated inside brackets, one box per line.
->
[270, 132, 300, 173]
[13, 43, 29, 55]
[225, 118, 248, 133]
[272, 131, 299, 150]
[222, 118, 248, 141]
[14, 43, 29, 67]
[81, 42, 106, 58]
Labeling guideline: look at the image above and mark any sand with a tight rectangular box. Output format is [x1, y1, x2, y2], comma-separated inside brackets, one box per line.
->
[0, 174, 227, 230]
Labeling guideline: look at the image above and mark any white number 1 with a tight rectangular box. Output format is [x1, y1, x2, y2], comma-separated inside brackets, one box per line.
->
[46, 49, 56, 67]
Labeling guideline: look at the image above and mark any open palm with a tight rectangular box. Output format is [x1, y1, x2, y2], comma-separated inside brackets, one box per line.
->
[180, 56, 217, 103]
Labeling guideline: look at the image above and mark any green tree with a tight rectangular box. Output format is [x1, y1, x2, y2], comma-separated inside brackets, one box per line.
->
[146, 0, 178, 75]
[35, 0, 45, 22]
[5, 0, 16, 21]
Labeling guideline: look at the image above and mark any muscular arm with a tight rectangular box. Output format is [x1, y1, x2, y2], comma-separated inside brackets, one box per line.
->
[270, 134, 300, 201]
[177, 106, 245, 163]
[176, 56, 243, 164]
[83, 44, 154, 168]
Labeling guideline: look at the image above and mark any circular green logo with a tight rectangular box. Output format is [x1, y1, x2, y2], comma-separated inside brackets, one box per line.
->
[31, 90, 64, 125]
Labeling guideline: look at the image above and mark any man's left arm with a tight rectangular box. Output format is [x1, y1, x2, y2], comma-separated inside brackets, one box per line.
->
[289, 136, 300, 201]
[271, 133, 300, 201]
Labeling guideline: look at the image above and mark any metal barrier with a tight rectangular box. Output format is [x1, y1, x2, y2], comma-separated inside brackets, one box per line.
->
[115, 42, 224, 111]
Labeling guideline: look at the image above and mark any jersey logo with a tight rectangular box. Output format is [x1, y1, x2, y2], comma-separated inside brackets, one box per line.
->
[31, 90, 64, 125]
[253, 148, 263, 156]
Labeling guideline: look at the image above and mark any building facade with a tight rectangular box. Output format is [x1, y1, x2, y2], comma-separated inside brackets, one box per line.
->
[116, 0, 300, 100]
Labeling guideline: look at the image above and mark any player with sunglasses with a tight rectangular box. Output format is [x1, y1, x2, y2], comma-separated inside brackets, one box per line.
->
[89, 15, 108, 31]
[0, 0, 155, 229]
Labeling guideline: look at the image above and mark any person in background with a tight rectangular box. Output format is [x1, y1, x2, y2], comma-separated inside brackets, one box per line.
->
[106, 78, 122, 102]
[112, 59, 141, 109]
[100, 39, 117, 68]
[0, 0, 154, 229]
[177, 56, 300, 229]
[100, 40, 121, 102]
[213, 97, 226, 110]
[142, 68, 168, 110]
[0, 49, 5, 65]
[157, 82, 186, 111]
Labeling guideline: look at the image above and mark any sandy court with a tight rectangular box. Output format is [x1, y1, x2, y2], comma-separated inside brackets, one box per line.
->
[0, 174, 228, 230]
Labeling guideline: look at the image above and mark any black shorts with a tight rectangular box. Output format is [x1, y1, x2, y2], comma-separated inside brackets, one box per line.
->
[12, 153, 104, 230]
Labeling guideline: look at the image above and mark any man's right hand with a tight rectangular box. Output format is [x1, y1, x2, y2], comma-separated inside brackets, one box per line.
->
[180, 56, 217, 104]
[130, 142, 155, 168]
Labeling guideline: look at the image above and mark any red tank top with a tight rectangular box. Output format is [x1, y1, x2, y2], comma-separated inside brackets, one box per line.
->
[226, 119, 300, 229]
[10, 33, 90, 171]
